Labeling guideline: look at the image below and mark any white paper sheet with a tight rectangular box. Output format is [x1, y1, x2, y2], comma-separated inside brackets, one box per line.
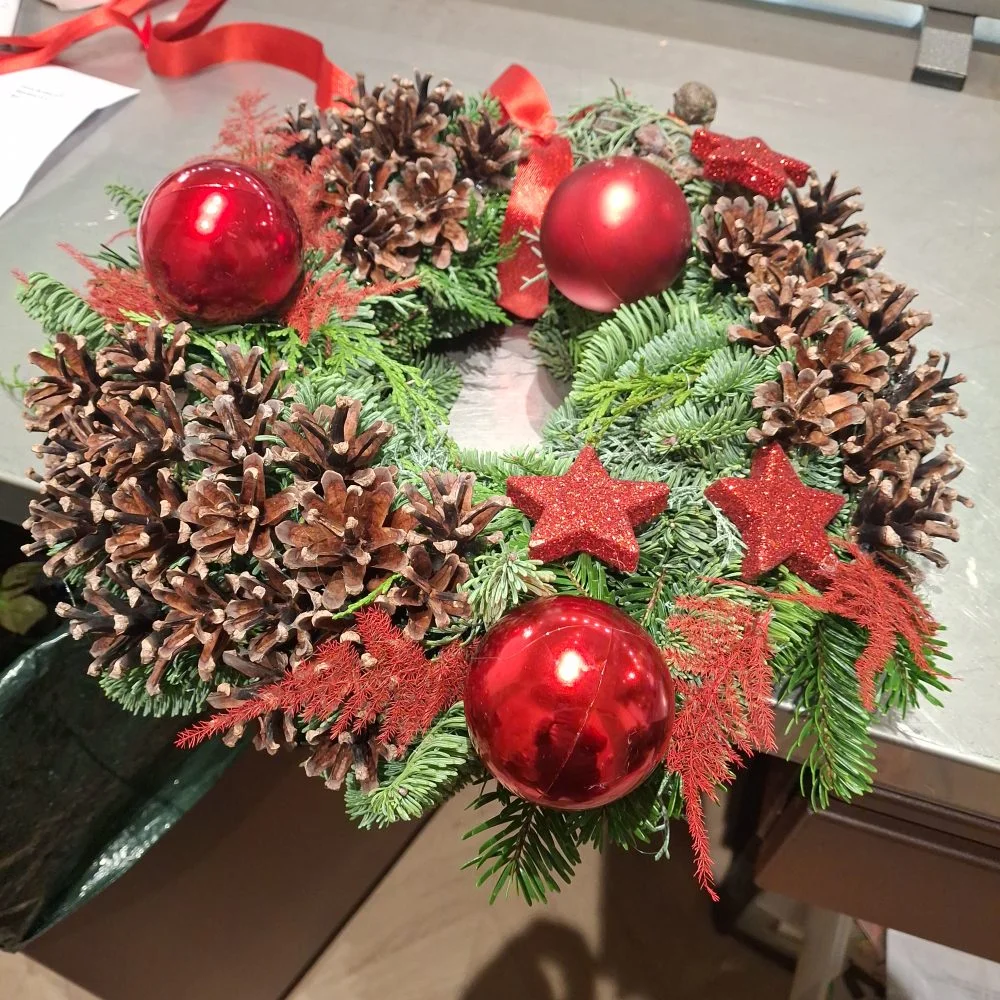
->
[0, 65, 138, 219]
[888, 930, 1000, 999]
[0, 0, 22, 34]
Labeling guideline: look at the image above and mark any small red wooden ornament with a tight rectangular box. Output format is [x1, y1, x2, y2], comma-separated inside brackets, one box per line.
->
[138, 159, 303, 325]
[539, 156, 692, 313]
[465, 595, 674, 810]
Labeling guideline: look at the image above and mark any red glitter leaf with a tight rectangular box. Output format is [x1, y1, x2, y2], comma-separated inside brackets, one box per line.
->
[506, 446, 670, 572]
[690, 129, 810, 201]
[705, 443, 844, 590]
[176, 608, 469, 752]
[663, 597, 775, 900]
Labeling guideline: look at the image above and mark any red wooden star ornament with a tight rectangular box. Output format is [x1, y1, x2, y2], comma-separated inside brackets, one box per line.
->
[704, 443, 844, 588]
[690, 129, 810, 201]
[506, 446, 670, 573]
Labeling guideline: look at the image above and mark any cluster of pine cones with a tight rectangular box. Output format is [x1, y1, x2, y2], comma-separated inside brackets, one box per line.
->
[697, 175, 970, 578]
[22, 323, 507, 767]
[282, 72, 519, 281]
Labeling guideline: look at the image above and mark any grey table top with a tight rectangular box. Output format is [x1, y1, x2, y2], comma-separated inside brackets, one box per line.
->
[3, 0, 999, 820]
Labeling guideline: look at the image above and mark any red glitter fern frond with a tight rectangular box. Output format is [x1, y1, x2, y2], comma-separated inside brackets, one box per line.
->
[60, 243, 166, 322]
[215, 90, 284, 173]
[177, 608, 469, 752]
[663, 596, 776, 900]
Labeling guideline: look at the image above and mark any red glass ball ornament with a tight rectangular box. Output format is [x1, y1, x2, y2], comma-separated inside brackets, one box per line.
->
[137, 159, 303, 324]
[465, 596, 674, 810]
[539, 156, 692, 313]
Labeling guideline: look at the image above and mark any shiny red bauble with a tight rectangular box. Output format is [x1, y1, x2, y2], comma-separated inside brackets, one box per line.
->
[137, 159, 303, 325]
[465, 596, 674, 810]
[539, 156, 692, 313]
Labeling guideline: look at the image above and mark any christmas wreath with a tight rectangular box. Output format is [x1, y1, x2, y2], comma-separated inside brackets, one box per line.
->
[18, 66, 969, 902]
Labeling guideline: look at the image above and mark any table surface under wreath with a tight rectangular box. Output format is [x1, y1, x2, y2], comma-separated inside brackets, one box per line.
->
[1, 0, 998, 825]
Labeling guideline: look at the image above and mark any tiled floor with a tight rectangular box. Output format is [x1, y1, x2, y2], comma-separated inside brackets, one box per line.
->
[2, 788, 792, 1000]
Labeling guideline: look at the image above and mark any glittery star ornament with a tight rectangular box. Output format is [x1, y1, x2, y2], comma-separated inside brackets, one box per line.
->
[507, 446, 670, 573]
[704, 443, 844, 588]
[690, 129, 810, 201]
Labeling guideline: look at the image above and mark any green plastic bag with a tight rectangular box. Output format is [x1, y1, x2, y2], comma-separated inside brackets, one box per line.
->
[0, 630, 236, 949]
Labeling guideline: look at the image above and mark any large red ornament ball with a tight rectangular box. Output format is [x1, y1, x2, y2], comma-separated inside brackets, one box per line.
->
[137, 159, 303, 325]
[539, 156, 692, 313]
[465, 595, 674, 810]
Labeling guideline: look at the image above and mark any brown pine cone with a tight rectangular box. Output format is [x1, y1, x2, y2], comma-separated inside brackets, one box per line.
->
[57, 565, 160, 678]
[338, 160, 421, 280]
[841, 399, 925, 485]
[183, 396, 280, 470]
[834, 275, 932, 365]
[748, 362, 865, 456]
[87, 387, 184, 481]
[207, 683, 298, 753]
[809, 234, 884, 289]
[304, 727, 396, 791]
[697, 196, 795, 285]
[390, 156, 473, 268]
[397, 471, 509, 554]
[147, 570, 231, 689]
[224, 560, 316, 671]
[786, 171, 866, 244]
[24, 334, 101, 433]
[851, 447, 972, 577]
[101, 469, 185, 583]
[884, 350, 966, 452]
[728, 276, 842, 352]
[793, 318, 890, 397]
[276, 468, 408, 611]
[282, 101, 333, 163]
[96, 321, 189, 401]
[271, 398, 394, 480]
[447, 115, 520, 190]
[380, 546, 471, 641]
[185, 345, 289, 422]
[178, 454, 300, 571]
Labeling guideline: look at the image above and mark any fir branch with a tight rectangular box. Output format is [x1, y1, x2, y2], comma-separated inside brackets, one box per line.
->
[105, 183, 147, 226]
[16, 273, 107, 342]
[463, 783, 583, 904]
[346, 704, 473, 827]
[466, 541, 556, 626]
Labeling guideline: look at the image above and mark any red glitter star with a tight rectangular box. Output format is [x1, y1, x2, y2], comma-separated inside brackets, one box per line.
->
[690, 129, 810, 201]
[507, 446, 670, 573]
[704, 443, 844, 589]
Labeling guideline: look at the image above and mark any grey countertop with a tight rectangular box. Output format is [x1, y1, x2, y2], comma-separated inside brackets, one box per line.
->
[3, 0, 999, 819]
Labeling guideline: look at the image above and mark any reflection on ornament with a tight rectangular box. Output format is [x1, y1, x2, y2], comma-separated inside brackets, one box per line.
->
[138, 159, 303, 325]
[465, 595, 674, 810]
[538, 156, 692, 313]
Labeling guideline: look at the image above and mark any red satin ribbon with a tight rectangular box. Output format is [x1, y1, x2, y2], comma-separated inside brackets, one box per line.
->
[488, 65, 573, 320]
[0, 0, 354, 107]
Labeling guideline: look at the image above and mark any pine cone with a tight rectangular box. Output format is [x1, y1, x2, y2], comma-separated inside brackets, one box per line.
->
[696, 196, 795, 285]
[851, 447, 972, 577]
[271, 398, 394, 480]
[224, 560, 316, 672]
[380, 546, 471, 640]
[351, 71, 459, 162]
[786, 171, 866, 244]
[87, 387, 185, 481]
[185, 345, 289, 422]
[748, 362, 865, 456]
[338, 161, 420, 280]
[147, 570, 231, 689]
[96, 321, 189, 401]
[447, 115, 520, 190]
[24, 334, 101, 433]
[390, 156, 473, 268]
[207, 683, 298, 753]
[304, 727, 396, 791]
[809, 234, 884, 289]
[57, 565, 160, 678]
[793, 318, 890, 397]
[282, 101, 333, 163]
[178, 454, 299, 572]
[183, 396, 280, 470]
[275, 468, 408, 611]
[101, 469, 185, 583]
[835, 275, 932, 365]
[397, 471, 509, 554]
[884, 350, 966, 451]
[841, 399, 925, 485]
[728, 276, 842, 352]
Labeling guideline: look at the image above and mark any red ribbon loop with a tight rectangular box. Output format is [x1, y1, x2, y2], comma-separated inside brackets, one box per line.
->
[488, 64, 573, 320]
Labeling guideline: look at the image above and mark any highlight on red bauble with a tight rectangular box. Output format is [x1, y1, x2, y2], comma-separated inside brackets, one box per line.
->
[464, 595, 674, 810]
[137, 159, 303, 325]
[539, 156, 692, 313]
